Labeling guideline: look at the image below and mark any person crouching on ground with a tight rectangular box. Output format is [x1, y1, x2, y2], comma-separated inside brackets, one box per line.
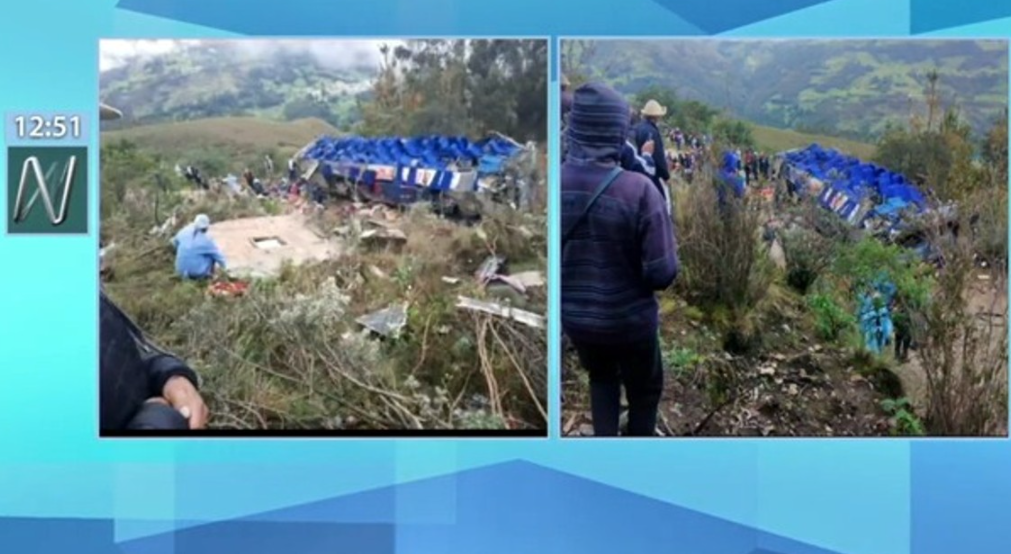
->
[561, 82, 680, 437]
[172, 214, 227, 280]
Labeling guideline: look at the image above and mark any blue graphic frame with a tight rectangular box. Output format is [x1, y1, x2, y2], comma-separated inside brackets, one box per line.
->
[0, 1, 1008, 553]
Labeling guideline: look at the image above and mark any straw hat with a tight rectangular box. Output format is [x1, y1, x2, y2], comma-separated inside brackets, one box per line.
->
[641, 99, 667, 117]
[100, 102, 122, 121]
[561, 74, 570, 88]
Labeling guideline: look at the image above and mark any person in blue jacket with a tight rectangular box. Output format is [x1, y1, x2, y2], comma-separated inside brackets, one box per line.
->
[717, 150, 746, 206]
[99, 101, 208, 432]
[173, 214, 227, 280]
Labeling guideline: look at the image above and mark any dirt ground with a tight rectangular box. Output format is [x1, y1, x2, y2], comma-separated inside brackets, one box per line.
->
[561, 316, 893, 438]
[561, 175, 1006, 438]
[891, 273, 1008, 410]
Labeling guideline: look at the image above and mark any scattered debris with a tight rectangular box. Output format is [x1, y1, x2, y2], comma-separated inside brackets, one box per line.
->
[475, 255, 507, 284]
[209, 214, 343, 278]
[513, 225, 535, 239]
[360, 227, 408, 248]
[357, 304, 409, 338]
[442, 276, 461, 285]
[150, 210, 179, 236]
[456, 296, 545, 329]
[208, 280, 250, 298]
[510, 270, 545, 289]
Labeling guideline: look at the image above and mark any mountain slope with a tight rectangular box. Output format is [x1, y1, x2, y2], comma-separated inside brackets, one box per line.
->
[575, 39, 1008, 138]
[100, 42, 377, 129]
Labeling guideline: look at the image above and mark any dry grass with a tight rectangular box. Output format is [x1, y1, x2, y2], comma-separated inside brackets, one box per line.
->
[102, 183, 547, 432]
[102, 116, 338, 162]
[752, 125, 876, 159]
[914, 200, 1009, 436]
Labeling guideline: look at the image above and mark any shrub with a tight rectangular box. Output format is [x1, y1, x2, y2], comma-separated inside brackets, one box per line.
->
[674, 170, 773, 312]
[807, 293, 855, 342]
[780, 226, 832, 294]
[912, 209, 1008, 436]
[102, 183, 548, 431]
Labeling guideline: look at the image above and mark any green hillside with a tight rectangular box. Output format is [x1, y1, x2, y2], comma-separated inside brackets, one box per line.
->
[751, 124, 875, 158]
[100, 42, 377, 129]
[567, 39, 1007, 140]
[101, 116, 338, 176]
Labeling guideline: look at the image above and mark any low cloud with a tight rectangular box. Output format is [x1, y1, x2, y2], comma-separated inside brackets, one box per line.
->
[99, 38, 403, 72]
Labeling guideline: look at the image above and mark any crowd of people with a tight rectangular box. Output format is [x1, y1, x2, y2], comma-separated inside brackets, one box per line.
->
[665, 129, 709, 183]
[739, 149, 774, 184]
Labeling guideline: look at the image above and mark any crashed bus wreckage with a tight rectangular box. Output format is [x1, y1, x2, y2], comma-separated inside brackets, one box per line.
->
[772, 143, 964, 260]
[777, 143, 928, 229]
[295, 132, 538, 215]
[772, 143, 968, 354]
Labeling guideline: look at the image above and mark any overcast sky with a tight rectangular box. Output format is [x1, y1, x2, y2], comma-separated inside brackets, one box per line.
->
[99, 39, 399, 71]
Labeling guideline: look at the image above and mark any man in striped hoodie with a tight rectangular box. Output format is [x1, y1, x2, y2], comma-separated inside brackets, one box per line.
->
[561, 82, 680, 437]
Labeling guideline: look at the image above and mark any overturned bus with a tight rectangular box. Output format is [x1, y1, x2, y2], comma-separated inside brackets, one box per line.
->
[777, 143, 928, 231]
[774, 144, 968, 263]
[294, 132, 538, 215]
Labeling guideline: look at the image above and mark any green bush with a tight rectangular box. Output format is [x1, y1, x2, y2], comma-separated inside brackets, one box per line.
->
[780, 226, 832, 294]
[831, 238, 933, 308]
[807, 293, 855, 342]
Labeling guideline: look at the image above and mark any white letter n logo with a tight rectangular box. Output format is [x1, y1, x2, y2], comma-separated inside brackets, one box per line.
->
[12, 155, 78, 225]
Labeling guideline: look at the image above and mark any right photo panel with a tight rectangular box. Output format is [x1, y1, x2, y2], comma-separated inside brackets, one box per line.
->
[559, 38, 1009, 438]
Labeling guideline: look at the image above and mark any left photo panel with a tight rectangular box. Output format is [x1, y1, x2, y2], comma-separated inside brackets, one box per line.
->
[97, 38, 549, 437]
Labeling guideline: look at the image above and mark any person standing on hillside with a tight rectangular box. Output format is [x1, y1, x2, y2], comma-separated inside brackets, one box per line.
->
[561, 82, 680, 437]
[621, 106, 657, 180]
[634, 99, 673, 214]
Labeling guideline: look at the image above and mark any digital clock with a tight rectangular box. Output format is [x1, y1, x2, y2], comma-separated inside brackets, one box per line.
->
[5, 112, 89, 145]
[14, 114, 81, 139]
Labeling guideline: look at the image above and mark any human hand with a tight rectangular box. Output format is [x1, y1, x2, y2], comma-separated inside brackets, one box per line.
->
[642, 140, 655, 155]
[162, 376, 209, 429]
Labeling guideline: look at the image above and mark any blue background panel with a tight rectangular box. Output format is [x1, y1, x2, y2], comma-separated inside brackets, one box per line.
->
[0, 1, 1008, 553]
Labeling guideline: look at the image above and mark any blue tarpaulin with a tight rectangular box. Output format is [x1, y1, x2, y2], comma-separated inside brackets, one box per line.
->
[300, 134, 526, 203]
[781, 144, 927, 227]
[302, 134, 522, 177]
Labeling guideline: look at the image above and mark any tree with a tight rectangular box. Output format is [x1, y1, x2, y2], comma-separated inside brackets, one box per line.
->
[874, 73, 987, 202]
[358, 39, 547, 143]
[983, 108, 1008, 187]
[282, 97, 335, 124]
[712, 118, 755, 148]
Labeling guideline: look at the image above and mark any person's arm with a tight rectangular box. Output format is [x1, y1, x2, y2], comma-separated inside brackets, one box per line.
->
[144, 351, 199, 399]
[99, 289, 202, 406]
[194, 238, 227, 269]
[637, 181, 679, 290]
[622, 141, 655, 177]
